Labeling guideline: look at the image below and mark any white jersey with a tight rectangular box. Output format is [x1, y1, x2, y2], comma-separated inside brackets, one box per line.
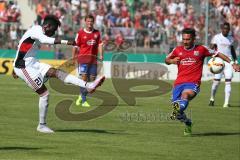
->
[13, 25, 55, 68]
[211, 33, 234, 58]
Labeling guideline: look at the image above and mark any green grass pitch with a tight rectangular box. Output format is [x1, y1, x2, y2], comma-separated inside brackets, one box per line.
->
[0, 75, 239, 160]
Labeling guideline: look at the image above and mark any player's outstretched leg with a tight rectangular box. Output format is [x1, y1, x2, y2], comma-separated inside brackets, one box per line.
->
[47, 68, 105, 94]
[85, 76, 105, 93]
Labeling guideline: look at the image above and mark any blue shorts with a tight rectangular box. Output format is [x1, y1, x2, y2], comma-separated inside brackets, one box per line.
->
[171, 83, 200, 103]
[78, 64, 97, 76]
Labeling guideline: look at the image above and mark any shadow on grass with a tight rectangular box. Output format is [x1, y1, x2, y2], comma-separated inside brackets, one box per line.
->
[211, 105, 240, 108]
[0, 147, 40, 150]
[192, 132, 240, 137]
[55, 128, 128, 135]
[229, 105, 240, 108]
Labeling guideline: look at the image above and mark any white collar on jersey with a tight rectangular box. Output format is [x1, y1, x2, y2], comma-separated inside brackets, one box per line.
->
[184, 44, 195, 51]
[84, 28, 94, 33]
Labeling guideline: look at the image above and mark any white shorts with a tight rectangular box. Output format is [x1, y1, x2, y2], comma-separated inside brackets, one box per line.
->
[14, 59, 51, 91]
[214, 61, 233, 80]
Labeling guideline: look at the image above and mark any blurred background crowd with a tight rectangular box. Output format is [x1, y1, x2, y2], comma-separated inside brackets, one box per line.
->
[0, 0, 239, 58]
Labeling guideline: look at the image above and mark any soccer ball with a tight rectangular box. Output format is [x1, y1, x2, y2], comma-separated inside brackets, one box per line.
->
[208, 57, 225, 74]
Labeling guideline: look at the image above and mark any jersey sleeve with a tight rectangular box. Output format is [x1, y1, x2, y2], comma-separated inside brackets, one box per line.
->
[30, 26, 55, 44]
[166, 47, 178, 59]
[75, 32, 81, 47]
[211, 35, 217, 44]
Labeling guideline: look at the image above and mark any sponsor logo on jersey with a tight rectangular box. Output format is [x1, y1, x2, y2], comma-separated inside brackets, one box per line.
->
[180, 58, 196, 65]
[194, 51, 199, 56]
[87, 39, 96, 45]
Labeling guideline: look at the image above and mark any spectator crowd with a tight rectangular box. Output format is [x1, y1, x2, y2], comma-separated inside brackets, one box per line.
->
[0, 0, 21, 49]
[0, 0, 239, 56]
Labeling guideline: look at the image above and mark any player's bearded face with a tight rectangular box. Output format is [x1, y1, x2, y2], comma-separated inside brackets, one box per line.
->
[182, 34, 194, 49]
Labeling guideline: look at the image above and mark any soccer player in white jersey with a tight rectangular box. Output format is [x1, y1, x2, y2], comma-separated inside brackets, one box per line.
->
[209, 22, 238, 108]
[12, 15, 105, 133]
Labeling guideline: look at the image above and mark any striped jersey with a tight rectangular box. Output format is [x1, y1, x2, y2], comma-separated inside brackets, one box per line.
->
[13, 25, 55, 68]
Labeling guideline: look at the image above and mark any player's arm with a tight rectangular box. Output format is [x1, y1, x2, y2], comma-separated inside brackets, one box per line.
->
[165, 48, 180, 65]
[72, 47, 79, 62]
[98, 43, 104, 61]
[216, 52, 240, 72]
[31, 27, 75, 45]
[97, 32, 104, 61]
[54, 39, 76, 45]
[71, 33, 80, 62]
[165, 56, 180, 65]
[230, 45, 237, 63]
[32, 33, 75, 45]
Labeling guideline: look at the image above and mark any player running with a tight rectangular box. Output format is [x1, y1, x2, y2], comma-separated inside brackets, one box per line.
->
[209, 22, 238, 108]
[165, 28, 240, 136]
[72, 15, 103, 107]
[12, 15, 105, 133]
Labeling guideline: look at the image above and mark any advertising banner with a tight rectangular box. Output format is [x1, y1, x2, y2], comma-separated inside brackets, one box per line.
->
[1, 58, 239, 82]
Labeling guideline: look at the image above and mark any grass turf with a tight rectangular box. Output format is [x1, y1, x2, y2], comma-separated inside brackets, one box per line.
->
[0, 75, 239, 160]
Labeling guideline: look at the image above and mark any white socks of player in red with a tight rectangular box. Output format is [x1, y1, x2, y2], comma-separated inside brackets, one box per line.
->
[56, 70, 87, 87]
[39, 91, 49, 124]
[224, 82, 231, 106]
[210, 80, 220, 101]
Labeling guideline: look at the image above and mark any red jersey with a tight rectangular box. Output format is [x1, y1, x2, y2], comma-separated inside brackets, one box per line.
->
[167, 45, 217, 86]
[75, 29, 102, 64]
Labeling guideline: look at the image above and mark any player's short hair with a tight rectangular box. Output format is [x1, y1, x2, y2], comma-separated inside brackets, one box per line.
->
[43, 15, 61, 28]
[85, 14, 95, 21]
[221, 22, 230, 28]
[182, 28, 196, 37]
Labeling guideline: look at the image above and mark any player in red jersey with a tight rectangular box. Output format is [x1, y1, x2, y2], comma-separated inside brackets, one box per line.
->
[72, 15, 104, 107]
[165, 28, 240, 136]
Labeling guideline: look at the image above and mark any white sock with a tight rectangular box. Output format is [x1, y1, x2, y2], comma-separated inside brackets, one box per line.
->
[56, 70, 87, 88]
[210, 80, 220, 101]
[39, 91, 49, 124]
[224, 82, 231, 105]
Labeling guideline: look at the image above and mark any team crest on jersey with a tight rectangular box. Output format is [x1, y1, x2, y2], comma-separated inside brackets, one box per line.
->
[179, 52, 183, 56]
[194, 51, 199, 56]
[94, 34, 98, 39]
[84, 36, 87, 39]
